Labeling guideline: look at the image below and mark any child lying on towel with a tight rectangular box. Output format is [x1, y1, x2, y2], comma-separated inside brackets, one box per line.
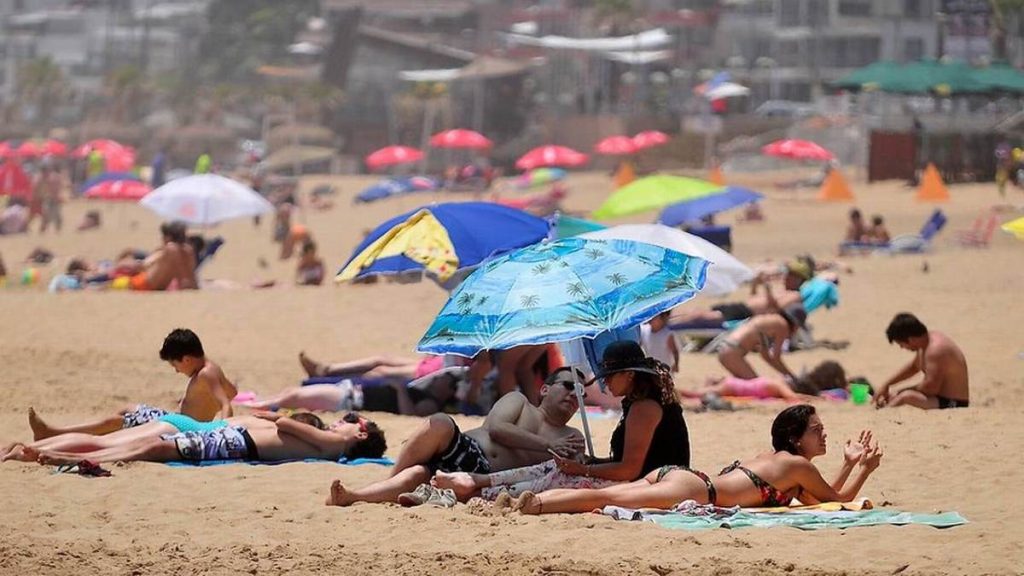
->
[3, 412, 386, 465]
[681, 361, 851, 402]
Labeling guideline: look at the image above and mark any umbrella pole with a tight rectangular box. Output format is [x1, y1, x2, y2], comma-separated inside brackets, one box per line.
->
[572, 368, 595, 459]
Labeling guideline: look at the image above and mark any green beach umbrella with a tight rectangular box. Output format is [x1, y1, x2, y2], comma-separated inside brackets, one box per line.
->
[591, 174, 722, 220]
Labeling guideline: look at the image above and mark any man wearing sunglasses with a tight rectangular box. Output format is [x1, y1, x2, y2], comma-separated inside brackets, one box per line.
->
[8, 412, 386, 466]
[326, 367, 587, 507]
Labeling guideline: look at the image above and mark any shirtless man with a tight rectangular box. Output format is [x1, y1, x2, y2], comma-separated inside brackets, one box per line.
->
[717, 305, 806, 381]
[326, 367, 587, 507]
[28, 328, 237, 440]
[8, 412, 385, 466]
[128, 221, 196, 290]
[671, 260, 810, 326]
[876, 313, 970, 409]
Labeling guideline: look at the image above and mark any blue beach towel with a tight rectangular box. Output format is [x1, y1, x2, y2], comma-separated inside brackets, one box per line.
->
[601, 501, 966, 531]
[166, 456, 394, 468]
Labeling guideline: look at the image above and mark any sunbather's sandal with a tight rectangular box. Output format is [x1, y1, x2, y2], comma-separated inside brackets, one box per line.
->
[425, 487, 457, 508]
[701, 393, 734, 412]
[398, 483, 436, 507]
[77, 460, 112, 477]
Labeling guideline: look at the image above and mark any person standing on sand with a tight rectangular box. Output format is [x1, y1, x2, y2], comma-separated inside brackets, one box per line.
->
[875, 313, 969, 409]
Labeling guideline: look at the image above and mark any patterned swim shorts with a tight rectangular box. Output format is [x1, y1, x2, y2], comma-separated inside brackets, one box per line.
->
[429, 415, 491, 474]
[122, 404, 170, 429]
[168, 426, 256, 462]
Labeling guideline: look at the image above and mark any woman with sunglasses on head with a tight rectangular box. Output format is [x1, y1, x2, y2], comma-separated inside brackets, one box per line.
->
[507, 404, 882, 515]
[434, 341, 690, 502]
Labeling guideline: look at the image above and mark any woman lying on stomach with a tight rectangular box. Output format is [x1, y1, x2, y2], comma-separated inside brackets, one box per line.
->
[510, 404, 882, 514]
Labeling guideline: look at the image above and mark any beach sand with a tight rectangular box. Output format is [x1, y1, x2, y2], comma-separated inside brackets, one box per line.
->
[1, 172, 1022, 575]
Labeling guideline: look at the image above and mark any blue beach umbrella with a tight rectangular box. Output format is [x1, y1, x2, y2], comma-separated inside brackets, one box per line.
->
[658, 186, 763, 227]
[77, 171, 142, 194]
[416, 237, 709, 357]
[354, 176, 441, 203]
[336, 202, 550, 284]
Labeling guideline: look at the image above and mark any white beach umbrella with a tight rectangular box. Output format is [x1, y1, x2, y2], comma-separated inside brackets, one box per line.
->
[140, 174, 273, 226]
[580, 223, 754, 295]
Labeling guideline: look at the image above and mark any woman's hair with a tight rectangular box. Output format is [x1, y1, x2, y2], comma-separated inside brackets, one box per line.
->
[626, 359, 679, 407]
[796, 361, 847, 394]
[771, 404, 816, 454]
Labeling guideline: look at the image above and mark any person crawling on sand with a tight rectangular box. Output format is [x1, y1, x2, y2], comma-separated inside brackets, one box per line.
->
[3, 412, 385, 466]
[497, 404, 882, 515]
[325, 368, 584, 507]
[875, 313, 970, 409]
[716, 306, 807, 381]
[27, 328, 237, 441]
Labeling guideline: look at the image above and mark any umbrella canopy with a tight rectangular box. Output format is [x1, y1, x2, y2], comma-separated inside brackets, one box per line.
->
[1002, 216, 1024, 240]
[17, 139, 67, 157]
[632, 130, 670, 151]
[429, 129, 493, 150]
[704, 82, 750, 100]
[516, 145, 589, 171]
[354, 176, 441, 203]
[365, 146, 424, 170]
[579, 224, 753, 296]
[84, 179, 152, 201]
[416, 237, 709, 357]
[337, 201, 550, 283]
[658, 186, 763, 226]
[591, 174, 722, 220]
[77, 171, 142, 194]
[140, 174, 273, 226]
[0, 161, 31, 198]
[514, 167, 567, 190]
[551, 213, 608, 238]
[0, 141, 17, 159]
[72, 139, 128, 158]
[762, 139, 834, 162]
[594, 135, 637, 156]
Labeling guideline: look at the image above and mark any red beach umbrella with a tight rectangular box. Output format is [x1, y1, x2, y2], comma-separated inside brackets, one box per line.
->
[83, 179, 152, 201]
[632, 130, 670, 151]
[0, 160, 32, 198]
[71, 139, 129, 158]
[18, 139, 68, 158]
[594, 135, 637, 156]
[762, 139, 834, 162]
[365, 145, 424, 170]
[515, 145, 589, 171]
[429, 129, 492, 150]
[0, 141, 19, 159]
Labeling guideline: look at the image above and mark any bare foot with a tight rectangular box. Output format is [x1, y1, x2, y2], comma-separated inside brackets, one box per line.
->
[28, 407, 56, 441]
[432, 471, 478, 501]
[514, 491, 541, 515]
[325, 479, 354, 507]
[492, 490, 513, 511]
[299, 352, 325, 377]
[0, 442, 24, 462]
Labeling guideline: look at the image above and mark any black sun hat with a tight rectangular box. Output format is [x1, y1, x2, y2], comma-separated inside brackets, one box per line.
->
[588, 340, 661, 384]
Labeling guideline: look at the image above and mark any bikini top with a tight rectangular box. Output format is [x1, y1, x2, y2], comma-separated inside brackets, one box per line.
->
[719, 461, 792, 507]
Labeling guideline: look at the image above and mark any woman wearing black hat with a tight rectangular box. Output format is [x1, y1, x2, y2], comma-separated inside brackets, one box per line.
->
[549, 340, 690, 483]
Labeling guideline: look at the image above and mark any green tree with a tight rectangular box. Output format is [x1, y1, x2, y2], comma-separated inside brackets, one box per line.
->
[992, 0, 1024, 62]
[16, 57, 68, 126]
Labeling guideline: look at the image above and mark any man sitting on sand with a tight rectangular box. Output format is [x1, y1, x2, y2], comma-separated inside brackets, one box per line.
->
[6, 412, 385, 466]
[112, 221, 196, 291]
[875, 313, 969, 409]
[28, 328, 237, 440]
[325, 368, 586, 507]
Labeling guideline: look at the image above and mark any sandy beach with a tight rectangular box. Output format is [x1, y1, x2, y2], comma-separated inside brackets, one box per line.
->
[1, 172, 1022, 575]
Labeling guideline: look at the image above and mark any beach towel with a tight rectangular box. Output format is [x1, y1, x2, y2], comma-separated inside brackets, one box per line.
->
[600, 499, 966, 530]
[165, 456, 394, 468]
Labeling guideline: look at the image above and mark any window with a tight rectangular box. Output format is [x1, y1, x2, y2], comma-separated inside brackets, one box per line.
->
[778, 0, 801, 27]
[904, 37, 925, 60]
[838, 1, 872, 17]
[904, 0, 923, 19]
[807, 0, 830, 26]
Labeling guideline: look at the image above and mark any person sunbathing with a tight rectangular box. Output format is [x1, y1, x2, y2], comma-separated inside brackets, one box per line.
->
[325, 368, 585, 507]
[671, 260, 812, 326]
[504, 404, 883, 515]
[299, 351, 452, 383]
[682, 360, 848, 402]
[717, 306, 806, 381]
[28, 329, 237, 440]
[242, 367, 465, 416]
[295, 239, 325, 286]
[5, 412, 385, 466]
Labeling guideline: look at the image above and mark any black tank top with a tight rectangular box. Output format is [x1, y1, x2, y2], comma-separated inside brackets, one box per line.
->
[609, 398, 690, 478]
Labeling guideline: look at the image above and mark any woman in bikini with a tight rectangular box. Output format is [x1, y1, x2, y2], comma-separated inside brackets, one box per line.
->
[507, 404, 883, 514]
[717, 305, 806, 381]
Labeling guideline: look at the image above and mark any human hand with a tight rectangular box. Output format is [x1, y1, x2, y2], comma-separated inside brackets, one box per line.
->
[551, 452, 587, 476]
[873, 388, 889, 408]
[843, 430, 872, 465]
[859, 442, 883, 472]
[547, 435, 584, 458]
[252, 411, 282, 422]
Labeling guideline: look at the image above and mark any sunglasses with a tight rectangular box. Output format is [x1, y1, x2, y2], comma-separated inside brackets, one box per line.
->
[342, 412, 370, 433]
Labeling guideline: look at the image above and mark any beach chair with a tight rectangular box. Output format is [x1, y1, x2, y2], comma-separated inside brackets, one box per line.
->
[882, 209, 947, 254]
[955, 211, 999, 248]
[196, 237, 225, 270]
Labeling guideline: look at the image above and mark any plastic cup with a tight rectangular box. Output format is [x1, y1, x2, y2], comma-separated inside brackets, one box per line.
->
[849, 382, 871, 405]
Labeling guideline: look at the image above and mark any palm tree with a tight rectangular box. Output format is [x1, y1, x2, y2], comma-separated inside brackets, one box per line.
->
[532, 262, 552, 275]
[457, 292, 476, 312]
[566, 281, 587, 298]
[520, 294, 541, 309]
[606, 272, 627, 286]
[16, 57, 68, 127]
[585, 248, 604, 260]
[992, 0, 1024, 63]
[106, 64, 146, 123]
